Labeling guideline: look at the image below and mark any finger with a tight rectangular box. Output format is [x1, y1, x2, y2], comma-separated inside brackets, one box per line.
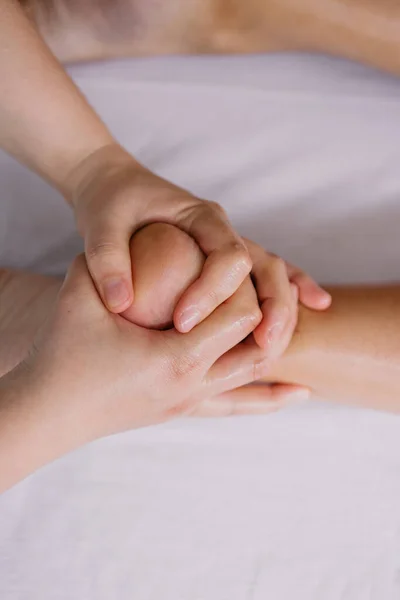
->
[85, 220, 134, 313]
[245, 239, 296, 355]
[174, 203, 252, 332]
[286, 262, 331, 310]
[204, 338, 270, 396]
[166, 276, 262, 372]
[253, 282, 298, 355]
[190, 384, 310, 417]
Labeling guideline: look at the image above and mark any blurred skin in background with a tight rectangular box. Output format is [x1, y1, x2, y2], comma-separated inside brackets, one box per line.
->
[21, 0, 400, 75]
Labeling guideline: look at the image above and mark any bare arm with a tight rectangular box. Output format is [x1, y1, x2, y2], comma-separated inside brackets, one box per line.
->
[3, 1, 310, 341]
[220, 0, 400, 77]
[106, 227, 400, 413]
[23, 0, 400, 77]
[266, 286, 400, 412]
[0, 1, 116, 197]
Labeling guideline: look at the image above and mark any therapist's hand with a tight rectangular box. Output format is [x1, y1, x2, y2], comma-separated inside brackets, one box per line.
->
[0, 253, 310, 493]
[17, 254, 274, 445]
[67, 143, 330, 342]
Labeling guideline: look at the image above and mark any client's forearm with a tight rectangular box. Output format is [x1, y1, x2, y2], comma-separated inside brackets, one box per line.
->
[265, 286, 400, 411]
[0, 269, 61, 376]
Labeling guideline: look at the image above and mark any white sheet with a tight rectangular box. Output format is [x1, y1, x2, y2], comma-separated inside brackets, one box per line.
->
[1, 53, 400, 599]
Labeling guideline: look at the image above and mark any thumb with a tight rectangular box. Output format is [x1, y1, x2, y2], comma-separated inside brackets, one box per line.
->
[84, 224, 134, 313]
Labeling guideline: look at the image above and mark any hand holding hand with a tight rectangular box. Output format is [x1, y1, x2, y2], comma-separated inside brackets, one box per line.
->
[67, 144, 331, 351]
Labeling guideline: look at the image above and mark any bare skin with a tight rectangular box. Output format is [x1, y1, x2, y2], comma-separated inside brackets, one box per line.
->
[0, 1, 329, 355]
[0, 225, 311, 399]
[267, 285, 400, 412]
[0, 269, 61, 377]
[0, 225, 312, 493]
[21, 0, 400, 76]
[3, 225, 400, 413]
[108, 224, 400, 412]
[0, 249, 273, 493]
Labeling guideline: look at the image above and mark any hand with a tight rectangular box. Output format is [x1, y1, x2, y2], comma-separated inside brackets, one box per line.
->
[0, 269, 61, 376]
[244, 238, 331, 357]
[191, 383, 310, 417]
[16, 254, 278, 448]
[195, 238, 329, 411]
[66, 144, 331, 339]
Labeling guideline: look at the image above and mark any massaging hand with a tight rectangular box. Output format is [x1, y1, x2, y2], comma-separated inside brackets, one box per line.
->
[18, 253, 294, 447]
[0, 233, 311, 493]
[68, 144, 331, 356]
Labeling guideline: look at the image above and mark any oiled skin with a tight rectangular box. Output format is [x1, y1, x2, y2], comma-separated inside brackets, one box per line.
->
[122, 224, 205, 330]
[126, 226, 400, 412]
[3, 223, 400, 412]
[0, 224, 205, 374]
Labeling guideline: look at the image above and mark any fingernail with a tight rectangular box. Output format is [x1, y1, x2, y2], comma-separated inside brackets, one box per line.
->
[320, 291, 332, 307]
[104, 278, 130, 311]
[179, 307, 201, 332]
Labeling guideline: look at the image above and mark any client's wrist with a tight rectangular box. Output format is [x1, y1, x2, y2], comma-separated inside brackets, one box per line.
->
[266, 305, 319, 386]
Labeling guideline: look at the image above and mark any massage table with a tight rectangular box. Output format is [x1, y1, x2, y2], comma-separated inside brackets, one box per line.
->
[1, 53, 400, 599]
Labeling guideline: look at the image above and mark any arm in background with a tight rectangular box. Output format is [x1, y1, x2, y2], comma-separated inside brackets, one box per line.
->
[22, 0, 400, 76]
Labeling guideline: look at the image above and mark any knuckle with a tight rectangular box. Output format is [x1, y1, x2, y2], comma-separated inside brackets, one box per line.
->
[271, 255, 287, 276]
[232, 243, 252, 272]
[249, 306, 263, 326]
[236, 305, 262, 333]
[207, 200, 227, 219]
[222, 243, 251, 278]
[86, 240, 119, 262]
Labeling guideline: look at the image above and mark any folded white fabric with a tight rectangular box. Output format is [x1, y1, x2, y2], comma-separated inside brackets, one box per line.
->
[1, 53, 400, 600]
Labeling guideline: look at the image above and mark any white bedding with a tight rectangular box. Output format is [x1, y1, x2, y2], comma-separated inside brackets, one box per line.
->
[1, 53, 400, 599]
